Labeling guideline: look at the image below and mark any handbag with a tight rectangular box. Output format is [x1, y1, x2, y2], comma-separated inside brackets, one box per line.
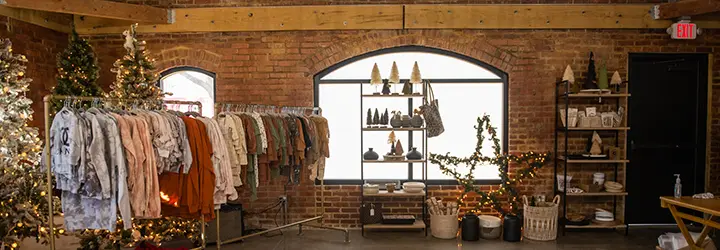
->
[419, 80, 444, 137]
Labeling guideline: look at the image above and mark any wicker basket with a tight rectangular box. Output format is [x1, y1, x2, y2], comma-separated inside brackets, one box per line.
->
[522, 195, 560, 241]
[430, 214, 458, 239]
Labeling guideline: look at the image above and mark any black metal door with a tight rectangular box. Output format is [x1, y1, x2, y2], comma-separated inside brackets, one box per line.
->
[627, 53, 708, 224]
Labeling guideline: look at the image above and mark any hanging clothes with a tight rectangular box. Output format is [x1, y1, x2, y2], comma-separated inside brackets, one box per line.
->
[211, 105, 331, 201]
[45, 104, 227, 230]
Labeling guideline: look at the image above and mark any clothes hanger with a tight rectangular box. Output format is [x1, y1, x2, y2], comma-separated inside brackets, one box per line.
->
[184, 105, 201, 117]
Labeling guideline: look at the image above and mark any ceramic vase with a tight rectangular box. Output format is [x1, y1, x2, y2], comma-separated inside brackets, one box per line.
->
[401, 115, 411, 127]
[406, 147, 423, 160]
[390, 114, 402, 128]
[363, 148, 379, 160]
[411, 115, 424, 128]
[503, 215, 522, 242]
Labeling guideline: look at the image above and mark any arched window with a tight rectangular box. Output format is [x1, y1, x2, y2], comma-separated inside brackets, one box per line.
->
[159, 67, 216, 117]
[315, 46, 508, 184]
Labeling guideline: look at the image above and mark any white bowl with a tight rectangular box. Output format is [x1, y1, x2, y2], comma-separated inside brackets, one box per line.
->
[403, 182, 426, 188]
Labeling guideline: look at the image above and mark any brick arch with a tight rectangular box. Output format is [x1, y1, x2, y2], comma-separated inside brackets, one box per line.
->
[154, 45, 222, 74]
[304, 30, 517, 77]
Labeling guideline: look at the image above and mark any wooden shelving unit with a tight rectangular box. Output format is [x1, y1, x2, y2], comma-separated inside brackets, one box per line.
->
[364, 220, 426, 229]
[557, 156, 629, 164]
[562, 192, 628, 197]
[364, 190, 426, 197]
[360, 81, 428, 236]
[363, 159, 427, 163]
[554, 80, 630, 236]
[558, 127, 630, 131]
[362, 127, 426, 131]
[565, 93, 631, 98]
[565, 221, 627, 229]
[361, 94, 424, 98]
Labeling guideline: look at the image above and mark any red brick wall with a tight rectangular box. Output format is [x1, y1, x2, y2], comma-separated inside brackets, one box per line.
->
[82, 28, 720, 228]
[0, 18, 68, 129]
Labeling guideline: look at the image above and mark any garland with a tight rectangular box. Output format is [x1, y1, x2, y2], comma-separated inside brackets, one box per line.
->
[429, 115, 551, 216]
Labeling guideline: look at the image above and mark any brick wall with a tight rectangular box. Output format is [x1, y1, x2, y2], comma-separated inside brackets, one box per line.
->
[0, 18, 68, 129]
[81, 28, 720, 228]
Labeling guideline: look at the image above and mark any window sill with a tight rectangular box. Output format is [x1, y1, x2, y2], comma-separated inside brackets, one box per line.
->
[314, 179, 502, 186]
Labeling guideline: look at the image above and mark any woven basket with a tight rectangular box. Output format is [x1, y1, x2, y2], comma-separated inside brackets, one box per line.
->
[522, 195, 560, 241]
[430, 214, 458, 239]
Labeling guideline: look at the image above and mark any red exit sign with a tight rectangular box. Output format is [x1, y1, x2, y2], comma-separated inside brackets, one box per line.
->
[669, 21, 699, 40]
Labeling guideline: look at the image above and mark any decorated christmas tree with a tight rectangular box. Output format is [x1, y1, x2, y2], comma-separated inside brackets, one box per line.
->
[0, 38, 62, 249]
[429, 115, 551, 215]
[107, 24, 166, 103]
[52, 28, 103, 112]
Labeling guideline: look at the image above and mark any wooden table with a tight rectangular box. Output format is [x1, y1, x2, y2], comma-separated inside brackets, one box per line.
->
[660, 196, 720, 250]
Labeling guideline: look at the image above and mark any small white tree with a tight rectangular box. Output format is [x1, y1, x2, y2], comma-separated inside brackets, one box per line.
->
[410, 61, 422, 94]
[370, 63, 382, 94]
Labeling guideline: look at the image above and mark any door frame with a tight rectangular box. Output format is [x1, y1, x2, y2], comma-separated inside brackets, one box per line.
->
[626, 53, 711, 225]
[706, 54, 713, 193]
[627, 53, 712, 193]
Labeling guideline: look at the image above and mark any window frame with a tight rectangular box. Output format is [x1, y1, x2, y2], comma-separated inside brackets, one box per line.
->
[313, 46, 509, 186]
[158, 66, 217, 115]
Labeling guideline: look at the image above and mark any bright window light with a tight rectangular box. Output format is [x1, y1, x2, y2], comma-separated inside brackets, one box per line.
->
[160, 69, 216, 117]
[318, 50, 506, 182]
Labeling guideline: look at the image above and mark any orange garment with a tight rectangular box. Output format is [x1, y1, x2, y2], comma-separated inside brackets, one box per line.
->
[159, 117, 215, 221]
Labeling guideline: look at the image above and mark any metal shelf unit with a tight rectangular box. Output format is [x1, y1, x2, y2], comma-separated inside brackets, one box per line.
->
[360, 81, 428, 236]
[553, 80, 630, 235]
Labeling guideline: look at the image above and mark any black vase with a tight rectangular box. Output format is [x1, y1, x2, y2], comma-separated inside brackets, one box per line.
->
[503, 214, 522, 242]
[406, 147, 422, 160]
[363, 148, 379, 160]
[461, 213, 480, 241]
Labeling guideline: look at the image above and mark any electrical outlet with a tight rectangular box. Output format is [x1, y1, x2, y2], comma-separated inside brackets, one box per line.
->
[278, 195, 287, 202]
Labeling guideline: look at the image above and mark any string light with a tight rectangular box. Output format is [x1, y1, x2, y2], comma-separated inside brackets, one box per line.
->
[429, 115, 551, 216]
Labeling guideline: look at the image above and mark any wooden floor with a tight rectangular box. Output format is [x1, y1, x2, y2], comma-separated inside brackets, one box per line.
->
[25, 226, 708, 249]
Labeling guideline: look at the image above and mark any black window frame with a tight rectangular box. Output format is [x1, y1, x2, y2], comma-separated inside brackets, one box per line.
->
[313, 45, 509, 186]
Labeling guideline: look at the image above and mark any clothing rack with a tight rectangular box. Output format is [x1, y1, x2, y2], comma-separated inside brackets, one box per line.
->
[42, 95, 213, 250]
[212, 102, 349, 248]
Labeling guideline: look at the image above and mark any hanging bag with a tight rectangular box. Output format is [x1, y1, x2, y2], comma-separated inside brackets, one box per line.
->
[420, 80, 444, 137]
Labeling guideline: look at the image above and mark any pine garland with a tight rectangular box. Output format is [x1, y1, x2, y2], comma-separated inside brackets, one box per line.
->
[429, 115, 551, 216]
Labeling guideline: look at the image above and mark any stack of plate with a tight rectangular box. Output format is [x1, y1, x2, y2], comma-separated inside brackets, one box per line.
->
[594, 208, 614, 222]
[604, 181, 623, 193]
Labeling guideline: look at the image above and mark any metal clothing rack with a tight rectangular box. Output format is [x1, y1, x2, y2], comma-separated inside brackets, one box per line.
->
[212, 102, 349, 249]
[42, 95, 213, 250]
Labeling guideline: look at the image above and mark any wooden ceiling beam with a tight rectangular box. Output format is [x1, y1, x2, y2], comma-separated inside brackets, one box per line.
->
[72, 4, 720, 34]
[405, 4, 700, 29]
[75, 5, 403, 34]
[0, 0, 173, 24]
[652, 0, 720, 20]
[0, 6, 71, 33]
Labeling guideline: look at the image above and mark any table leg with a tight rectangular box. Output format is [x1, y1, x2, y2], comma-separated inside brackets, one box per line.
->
[668, 205, 701, 250]
[695, 215, 715, 248]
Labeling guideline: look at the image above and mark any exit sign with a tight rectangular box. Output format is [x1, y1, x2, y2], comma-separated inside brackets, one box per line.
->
[669, 21, 700, 40]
